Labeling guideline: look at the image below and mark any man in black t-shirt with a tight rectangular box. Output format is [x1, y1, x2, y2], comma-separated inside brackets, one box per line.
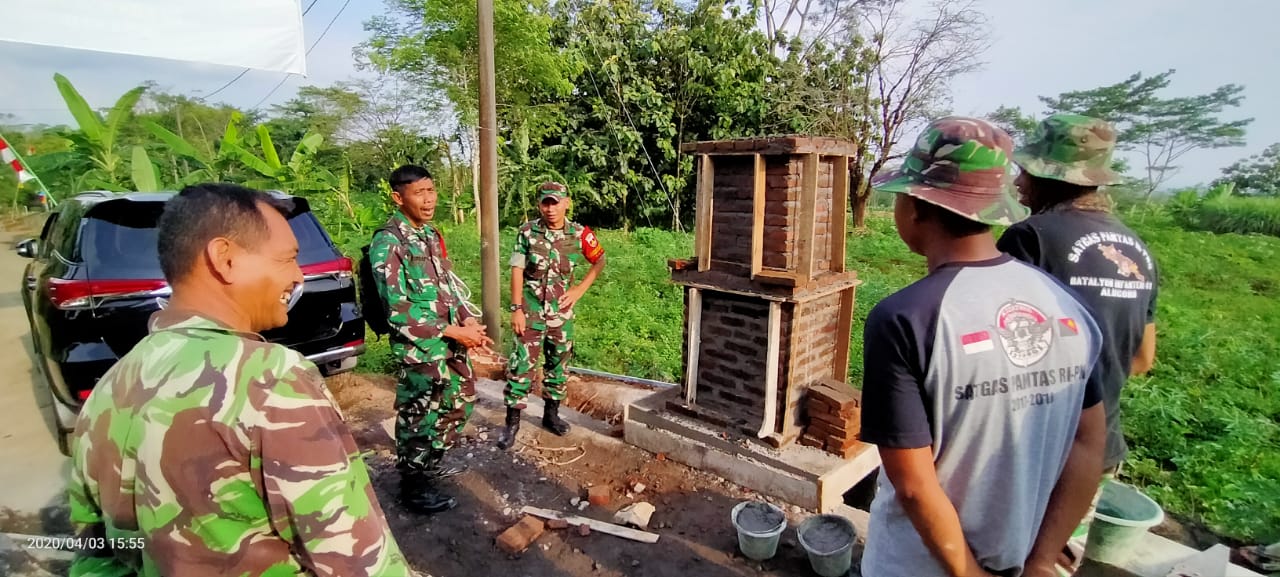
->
[861, 117, 1107, 577]
[997, 113, 1159, 570]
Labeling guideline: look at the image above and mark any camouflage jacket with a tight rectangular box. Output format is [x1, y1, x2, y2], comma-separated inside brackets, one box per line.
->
[371, 211, 476, 365]
[509, 219, 604, 322]
[68, 309, 411, 577]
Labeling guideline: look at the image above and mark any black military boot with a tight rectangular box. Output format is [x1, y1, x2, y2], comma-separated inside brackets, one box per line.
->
[542, 399, 571, 436]
[423, 448, 466, 480]
[398, 471, 457, 515]
[496, 407, 521, 450]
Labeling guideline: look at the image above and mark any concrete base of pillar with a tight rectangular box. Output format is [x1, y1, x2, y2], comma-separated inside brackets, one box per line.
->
[624, 387, 880, 513]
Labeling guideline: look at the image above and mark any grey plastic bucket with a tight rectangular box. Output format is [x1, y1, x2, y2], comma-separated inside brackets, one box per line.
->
[796, 514, 856, 577]
[731, 501, 787, 561]
[1084, 481, 1164, 565]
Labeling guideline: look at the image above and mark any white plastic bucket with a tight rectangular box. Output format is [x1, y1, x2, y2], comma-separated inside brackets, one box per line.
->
[1084, 481, 1165, 565]
[796, 514, 856, 577]
[731, 501, 787, 561]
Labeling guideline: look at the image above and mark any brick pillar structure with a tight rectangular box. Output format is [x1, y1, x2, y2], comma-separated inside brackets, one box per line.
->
[668, 137, 862, 450]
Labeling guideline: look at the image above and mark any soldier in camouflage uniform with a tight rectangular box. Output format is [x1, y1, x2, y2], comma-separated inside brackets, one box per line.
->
[496, 182, 606, 450]
[68, 183, 411, 577]
[370, 165, 493, 515]
[998, 114, 1159, 574]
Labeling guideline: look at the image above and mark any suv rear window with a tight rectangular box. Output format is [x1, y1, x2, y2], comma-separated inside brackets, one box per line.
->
[80, 199, 340, 280]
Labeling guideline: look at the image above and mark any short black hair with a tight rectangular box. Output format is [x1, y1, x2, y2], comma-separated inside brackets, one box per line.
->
[389, 165, 433, 192]
[1025, 173, 1098, 212]
[911, 196, 991, 237]
[157, 183, 293, 284]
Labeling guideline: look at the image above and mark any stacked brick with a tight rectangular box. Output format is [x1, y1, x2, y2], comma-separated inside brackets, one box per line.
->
[801, 380, 862, 458]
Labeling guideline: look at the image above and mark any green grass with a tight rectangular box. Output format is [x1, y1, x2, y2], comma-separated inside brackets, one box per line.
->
[1182, 195, 1280, 237]
[333, 209, 1280, 542]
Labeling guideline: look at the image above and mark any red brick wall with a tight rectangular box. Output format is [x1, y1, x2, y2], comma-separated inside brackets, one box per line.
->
[705, 154, 838, 277]
[772, 292, 843, 438]
[709, 156, 756, 266]
[692, 291, 770, 425]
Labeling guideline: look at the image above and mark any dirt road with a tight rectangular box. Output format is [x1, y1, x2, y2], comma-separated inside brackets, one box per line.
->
[0, 224, 71, 537]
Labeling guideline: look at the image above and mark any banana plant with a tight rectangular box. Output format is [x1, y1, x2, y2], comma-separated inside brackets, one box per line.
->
[52, 73, 146, 191]
[145, 111, 247, 185]
[130, 146, 161, 192]
[224, 124, 337, 194]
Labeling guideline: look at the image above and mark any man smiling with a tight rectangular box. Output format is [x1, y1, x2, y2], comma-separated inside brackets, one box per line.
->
[68, 183, 410, 576]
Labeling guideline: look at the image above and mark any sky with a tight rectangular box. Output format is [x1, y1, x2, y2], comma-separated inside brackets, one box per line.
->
[2, 0, 1277, 189]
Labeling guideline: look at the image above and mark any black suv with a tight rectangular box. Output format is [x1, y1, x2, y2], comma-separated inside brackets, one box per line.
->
[16, 191, 365, 454]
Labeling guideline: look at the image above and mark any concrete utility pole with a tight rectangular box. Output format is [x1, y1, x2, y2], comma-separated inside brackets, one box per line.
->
[477, 0, 502, 346]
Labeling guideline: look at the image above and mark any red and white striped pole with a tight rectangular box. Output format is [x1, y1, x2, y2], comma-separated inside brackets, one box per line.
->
[0, 132, 55, 208]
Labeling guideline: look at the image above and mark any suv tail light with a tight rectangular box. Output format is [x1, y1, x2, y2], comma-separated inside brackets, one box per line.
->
[48, 278, 168, 310]
[301, 257, 353, 280]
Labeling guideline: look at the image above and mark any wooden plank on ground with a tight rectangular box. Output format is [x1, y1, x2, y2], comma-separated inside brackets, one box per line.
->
[520, 506, 660, 544]
[696, 154, 715, 271]
[751, 153, 766, 277]
[833, 285, 855, 382]
[796, 152, 819, 283]
[831, 155, 849, 273]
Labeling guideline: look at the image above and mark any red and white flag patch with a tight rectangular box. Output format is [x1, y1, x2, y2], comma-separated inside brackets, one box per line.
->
[961, 330, 994, 354]
[1059, 317, 1080, 337]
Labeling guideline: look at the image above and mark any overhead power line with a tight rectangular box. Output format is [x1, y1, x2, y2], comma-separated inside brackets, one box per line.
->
[201, 0, 321, 101]
[252, 0, 352, 110]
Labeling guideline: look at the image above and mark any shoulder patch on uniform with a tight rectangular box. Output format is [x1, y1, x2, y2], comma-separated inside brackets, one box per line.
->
[579, 225, 604, 264]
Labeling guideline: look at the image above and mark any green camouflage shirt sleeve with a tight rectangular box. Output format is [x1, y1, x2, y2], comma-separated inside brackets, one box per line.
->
[251, 363, 412, 577]
[508, 225, 531, 269]
[371, 230, 449, 344]
[67, 466, 134, 577]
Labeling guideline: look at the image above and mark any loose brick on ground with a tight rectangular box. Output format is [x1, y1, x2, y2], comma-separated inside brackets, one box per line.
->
[496, 515, 545, 554]
[587, 485, 611, 507]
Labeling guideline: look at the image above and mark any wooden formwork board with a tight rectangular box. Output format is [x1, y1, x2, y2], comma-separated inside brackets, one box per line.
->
[683, 288, 703, 405]
[833, 285, 856, 382]
[795, 152, 819, 284]
[831, 155, 849, 273]
[750, 153, 766, 278]
[695, 155, 715, 272]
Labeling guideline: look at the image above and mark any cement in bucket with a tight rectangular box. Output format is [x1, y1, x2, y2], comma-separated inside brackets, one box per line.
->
[796, 514, 856, 577]
[731, 501, 787, 561]
[1084, 480, 1164, 565]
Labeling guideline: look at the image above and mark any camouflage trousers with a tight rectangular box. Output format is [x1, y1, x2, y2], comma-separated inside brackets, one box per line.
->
[395, 353, 477, 475]
[503, 316, 575, 406]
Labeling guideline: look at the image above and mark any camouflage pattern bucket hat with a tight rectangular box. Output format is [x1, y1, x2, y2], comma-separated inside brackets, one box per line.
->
[538, 181, 568, 202]
[1013, 114, 1123, 187]
[872, 116, 1029, 226]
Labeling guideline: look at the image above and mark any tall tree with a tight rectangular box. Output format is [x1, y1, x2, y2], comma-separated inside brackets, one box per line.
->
[847, 0, 988, 227]
[985, 105, 1038, 145]
[1039, 69, 1252, 198]
[1213, 143, 1280, 197]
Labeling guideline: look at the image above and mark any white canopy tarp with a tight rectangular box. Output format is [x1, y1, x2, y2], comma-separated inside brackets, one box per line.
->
[0, 0, 307, 75]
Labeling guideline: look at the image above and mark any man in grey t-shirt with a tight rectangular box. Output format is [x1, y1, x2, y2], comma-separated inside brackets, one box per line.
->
[860, 117, 1108, 577]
